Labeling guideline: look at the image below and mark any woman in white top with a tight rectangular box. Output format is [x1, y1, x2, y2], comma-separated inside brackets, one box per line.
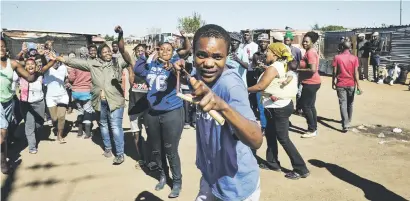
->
[248, 43, 310, 180]
[41, 52, 68, 144]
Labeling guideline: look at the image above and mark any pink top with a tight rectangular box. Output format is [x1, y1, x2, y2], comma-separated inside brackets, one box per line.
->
[332, 50, 359, 87]
[68, 68, 92, 92]
[299, 48, 321, 85]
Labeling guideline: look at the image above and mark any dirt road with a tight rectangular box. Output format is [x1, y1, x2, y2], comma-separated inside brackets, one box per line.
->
[2, 77, 410, 201]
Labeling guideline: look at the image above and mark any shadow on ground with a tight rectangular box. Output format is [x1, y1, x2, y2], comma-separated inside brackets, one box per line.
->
[317, 116, 344, 133]
[90, 127, 170, 187]
[309, 159, 408, 201]
[135, 191, 163, 201]
[7, 121, 74, 163]
[289, 121, 308, 135]
[1, 159, 22, 201]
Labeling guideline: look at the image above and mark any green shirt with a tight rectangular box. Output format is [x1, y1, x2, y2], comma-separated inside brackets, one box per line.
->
[0, 59, 14, 103]
[63, 56, 129, 112]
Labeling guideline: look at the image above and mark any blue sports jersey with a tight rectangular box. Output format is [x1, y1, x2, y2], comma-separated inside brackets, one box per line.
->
[134, 56, 183, 111]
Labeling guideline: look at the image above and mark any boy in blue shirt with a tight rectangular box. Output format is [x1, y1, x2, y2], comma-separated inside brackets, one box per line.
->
[176, 24, 263, 201]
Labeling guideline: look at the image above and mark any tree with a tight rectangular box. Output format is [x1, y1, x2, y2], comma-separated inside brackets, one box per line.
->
[311, 23, 321, 30]
[320, 25, 347, 31]
[177, 12, 206, 33]
[311, 24, 347, 32]
[104, 34, 115, 41]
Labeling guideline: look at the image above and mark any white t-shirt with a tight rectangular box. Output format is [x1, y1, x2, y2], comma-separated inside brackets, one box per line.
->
[43, 64, 68, 97]
[242, 42, 259, 71]
[260, 62, 292, 108]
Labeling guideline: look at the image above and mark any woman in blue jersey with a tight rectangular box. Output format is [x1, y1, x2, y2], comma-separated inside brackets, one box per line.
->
[115, 26, 184, 199]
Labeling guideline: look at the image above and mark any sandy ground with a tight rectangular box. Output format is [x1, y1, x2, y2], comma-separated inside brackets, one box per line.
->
[1, 76, 410, 201]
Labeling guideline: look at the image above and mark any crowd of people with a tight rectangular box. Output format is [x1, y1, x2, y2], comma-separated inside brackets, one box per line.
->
[1, 23, 372, 200]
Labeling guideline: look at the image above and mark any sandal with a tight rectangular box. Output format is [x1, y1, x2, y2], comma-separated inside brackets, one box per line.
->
[285, 171, 310, 180]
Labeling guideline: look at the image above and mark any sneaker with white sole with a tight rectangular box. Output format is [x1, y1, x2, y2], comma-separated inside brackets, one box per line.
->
[301, 131, 318, 138]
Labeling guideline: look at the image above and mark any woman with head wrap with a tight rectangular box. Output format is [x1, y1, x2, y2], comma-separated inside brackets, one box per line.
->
[271, 32, 293, 69]
[248, 42, 310, 180]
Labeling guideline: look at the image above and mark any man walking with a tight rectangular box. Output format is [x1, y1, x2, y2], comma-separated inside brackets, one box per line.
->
[332, 41, 363, 132]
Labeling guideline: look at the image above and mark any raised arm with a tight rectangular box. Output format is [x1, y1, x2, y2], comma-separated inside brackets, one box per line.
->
[16, 42, 28, 61]
[115, 26, 135, 67]
[176, 31, 192, 59]
[54, 56, 91, 71]
[10, 60, 37, 82]
[39, 59, 56, 74]
[248, 66, 278, 93]
[233, 52, 249, 69]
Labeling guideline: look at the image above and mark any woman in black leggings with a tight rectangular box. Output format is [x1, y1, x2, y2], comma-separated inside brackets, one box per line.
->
[298, 32, 321, 138]
[116, 26, 186, 199]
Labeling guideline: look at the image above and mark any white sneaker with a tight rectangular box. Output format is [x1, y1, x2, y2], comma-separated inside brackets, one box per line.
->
[301, 131, 317, 138]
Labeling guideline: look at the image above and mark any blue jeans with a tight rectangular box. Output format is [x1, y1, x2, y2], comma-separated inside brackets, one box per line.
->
[98, 100, 124, 156]
[256, 92, 266, 128]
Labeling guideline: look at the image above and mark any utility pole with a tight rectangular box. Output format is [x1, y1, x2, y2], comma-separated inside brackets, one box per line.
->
[400, 0, 403, 25]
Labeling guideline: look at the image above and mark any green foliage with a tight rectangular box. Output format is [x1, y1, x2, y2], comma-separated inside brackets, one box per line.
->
[104, 34, 115, 41]
[311, 23, 347, 31]
[177, 12, 206, 33]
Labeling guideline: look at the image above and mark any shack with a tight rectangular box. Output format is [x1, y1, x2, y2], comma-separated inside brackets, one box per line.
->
[321, 25, 410, 81]
[1, 28, 99, 57]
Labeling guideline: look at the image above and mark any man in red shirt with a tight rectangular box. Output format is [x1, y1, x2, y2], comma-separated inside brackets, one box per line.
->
[332, 42, 363, 132]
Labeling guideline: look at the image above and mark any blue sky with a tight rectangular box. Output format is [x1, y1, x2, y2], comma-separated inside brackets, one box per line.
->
[1, 1, 409, 37]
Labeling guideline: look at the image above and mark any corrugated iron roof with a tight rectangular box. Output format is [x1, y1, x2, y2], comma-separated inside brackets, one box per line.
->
[2, 28, 99, 36]
[352, 24, 410, 29]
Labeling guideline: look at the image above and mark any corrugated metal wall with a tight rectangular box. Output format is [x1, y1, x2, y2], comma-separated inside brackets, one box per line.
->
[2, 32, 92, 57]
[353, 26, 410, 67]
[321, 26, 410, 77]
[323, 31, 355, 59]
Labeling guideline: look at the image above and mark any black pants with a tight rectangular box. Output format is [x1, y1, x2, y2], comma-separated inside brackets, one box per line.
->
[247, 71, 259, 118]
[8, 95, 23, 143]
[300, 84, 321, 132]
[182, 90, 196, 125]
[144, 107, 184, 183]
[264, 101, 308, 174]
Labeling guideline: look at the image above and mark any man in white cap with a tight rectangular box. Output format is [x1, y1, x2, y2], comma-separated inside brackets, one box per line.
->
[271, 32, 284, 43]
[357, 33, 370, 80]
[370, 32, 382, 81]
